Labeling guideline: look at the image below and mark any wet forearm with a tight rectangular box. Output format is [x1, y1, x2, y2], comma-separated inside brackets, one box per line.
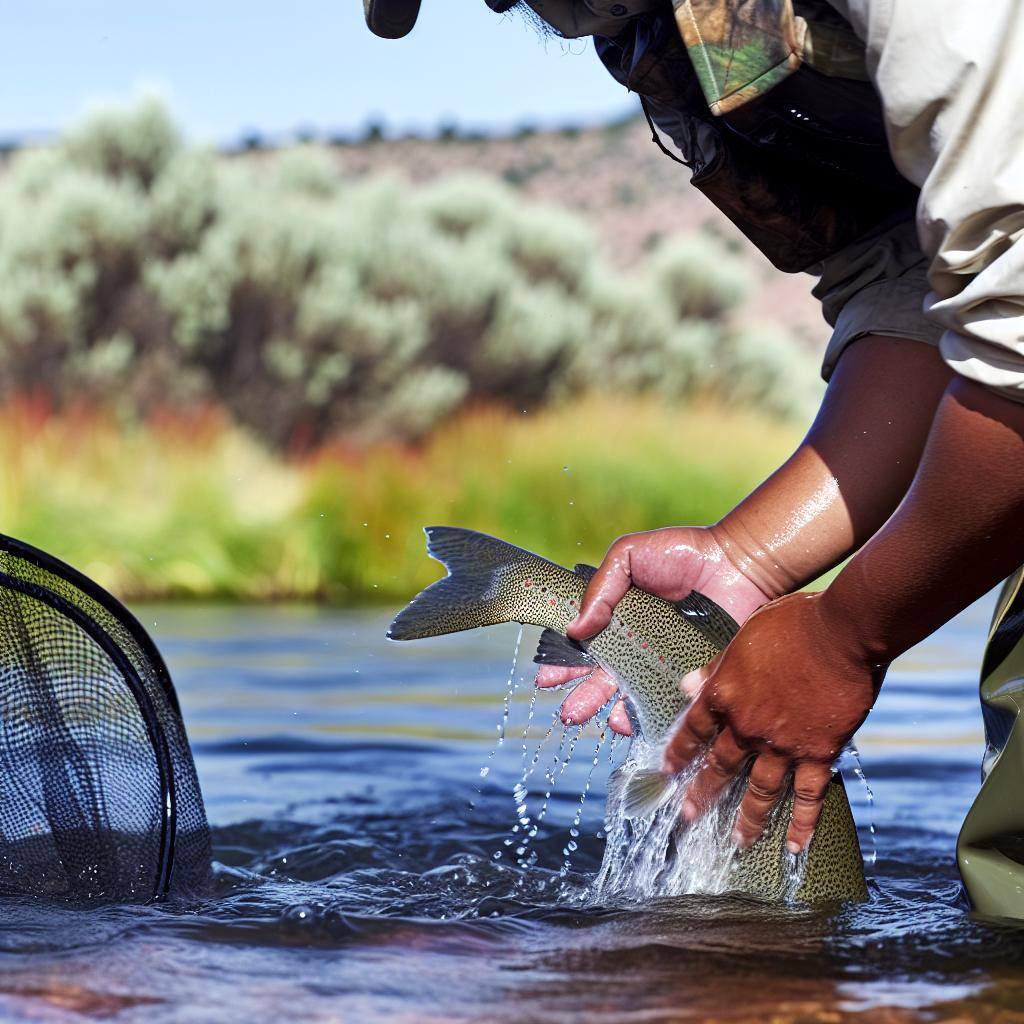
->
[820, 377, 1024, 663]
[713, 336, 953, 599]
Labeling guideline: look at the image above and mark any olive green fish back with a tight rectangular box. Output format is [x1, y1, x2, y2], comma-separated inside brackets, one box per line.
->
[732, 775, 867, 902]
[388, 527, 586, 641]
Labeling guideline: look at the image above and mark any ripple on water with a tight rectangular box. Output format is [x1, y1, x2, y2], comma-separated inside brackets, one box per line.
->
[0, 601, 1019, 1024]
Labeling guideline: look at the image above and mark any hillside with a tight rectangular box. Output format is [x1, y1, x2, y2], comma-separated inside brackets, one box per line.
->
[326, 113, 826, 346]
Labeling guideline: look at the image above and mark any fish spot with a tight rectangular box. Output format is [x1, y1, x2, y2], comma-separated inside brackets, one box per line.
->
[548, 598, 557, 607]
[641, 641, 649, 650]
[522, 579, 533, 588]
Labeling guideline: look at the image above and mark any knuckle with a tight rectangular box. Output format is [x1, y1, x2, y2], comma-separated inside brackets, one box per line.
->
[735, 804, 768, 832]
[704, 754, 731, 779]
[606, 537, 632, 562]
[745, 778, 782, 803]
[794, 778, 830, 803]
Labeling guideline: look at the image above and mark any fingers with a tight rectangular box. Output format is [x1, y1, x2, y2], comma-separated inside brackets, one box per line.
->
[558, 670, 618, 726]
[785, 763, 833, 854]
[534, 665, 592, 689]
[731, 754, 789, 848]
[536, 664, 630, 734]
[607, 699, 632, 736]
[680, 728, 747, 823]
[566, 541, 633, 641]
[663, 691, 717, 774]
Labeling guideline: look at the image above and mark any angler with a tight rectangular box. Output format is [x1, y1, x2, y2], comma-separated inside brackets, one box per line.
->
[365, 0, 1024, 920]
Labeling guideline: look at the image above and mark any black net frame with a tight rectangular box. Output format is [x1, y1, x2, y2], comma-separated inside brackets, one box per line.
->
[0, 534, 210, 903]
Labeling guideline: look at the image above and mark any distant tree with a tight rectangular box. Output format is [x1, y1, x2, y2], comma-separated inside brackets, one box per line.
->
[239, 130, 264, 152]
[363, 119, 386, 143]
[437, 120, 460, 142]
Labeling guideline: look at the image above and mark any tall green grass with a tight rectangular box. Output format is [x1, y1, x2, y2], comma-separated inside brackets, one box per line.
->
[0, 397, 801, 603]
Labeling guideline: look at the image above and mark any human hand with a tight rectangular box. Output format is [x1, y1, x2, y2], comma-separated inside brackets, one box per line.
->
[536, 526, 772, 735]
[663, 591, 884, 853]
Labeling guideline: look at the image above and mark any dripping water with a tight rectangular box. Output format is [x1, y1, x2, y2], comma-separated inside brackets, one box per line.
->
[475, 625, 524, 796]
[844, 743, 878, 866]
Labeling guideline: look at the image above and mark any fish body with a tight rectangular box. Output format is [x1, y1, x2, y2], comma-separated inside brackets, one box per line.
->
[389, 526, 867, 904]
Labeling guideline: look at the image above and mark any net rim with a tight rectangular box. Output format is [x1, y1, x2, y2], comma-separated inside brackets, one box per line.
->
[0, 569, 177, 902]
[0, 535, 182, 718]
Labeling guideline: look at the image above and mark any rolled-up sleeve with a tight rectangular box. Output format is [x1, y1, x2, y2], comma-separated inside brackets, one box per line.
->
[849, 0, 1024, 401]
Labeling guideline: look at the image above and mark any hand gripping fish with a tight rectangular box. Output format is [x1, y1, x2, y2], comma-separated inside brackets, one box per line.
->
[388, 527, 868, 904]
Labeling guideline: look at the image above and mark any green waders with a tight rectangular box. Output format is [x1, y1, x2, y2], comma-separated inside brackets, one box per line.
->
[958, 568, 1024, 918]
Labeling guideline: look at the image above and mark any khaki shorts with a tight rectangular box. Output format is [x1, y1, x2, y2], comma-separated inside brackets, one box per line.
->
[812, 217, 942, 382]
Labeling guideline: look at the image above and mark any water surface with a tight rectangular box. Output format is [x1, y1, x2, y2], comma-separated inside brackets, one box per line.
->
[0, 598, 1022, 1023]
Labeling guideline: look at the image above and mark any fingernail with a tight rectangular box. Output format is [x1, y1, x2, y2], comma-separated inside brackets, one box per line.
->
[786, 840, 801, 856]
[680, 671, 701, 699]
[682, 799, 698, 823]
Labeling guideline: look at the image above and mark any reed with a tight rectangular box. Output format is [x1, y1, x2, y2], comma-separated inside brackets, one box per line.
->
[0, 396, 802, 603]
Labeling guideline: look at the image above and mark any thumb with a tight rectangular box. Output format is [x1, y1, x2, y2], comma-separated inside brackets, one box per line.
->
[567, 544, 633, 640]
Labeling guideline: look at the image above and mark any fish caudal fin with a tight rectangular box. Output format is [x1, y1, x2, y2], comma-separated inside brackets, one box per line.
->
[608, 767, 674, 820]
[388, 527, 532, 640]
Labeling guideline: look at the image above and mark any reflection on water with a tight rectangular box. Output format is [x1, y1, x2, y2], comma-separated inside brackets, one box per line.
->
[0, 598, 1022, 1023]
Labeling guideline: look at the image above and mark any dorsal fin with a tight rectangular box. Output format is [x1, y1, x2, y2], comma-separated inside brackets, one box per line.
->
[532, 628, 595, 668]
[573, 563, 598, 582]
[674, 590, 740, 650]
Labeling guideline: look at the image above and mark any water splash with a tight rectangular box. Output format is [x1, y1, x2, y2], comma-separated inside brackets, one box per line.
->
[559, 717, 611, 886]
[587, 746, 808, 905]
[844, 743, 878, 866]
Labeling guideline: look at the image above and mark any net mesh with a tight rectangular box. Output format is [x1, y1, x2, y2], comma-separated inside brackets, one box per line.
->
[0, 537, 210, 902]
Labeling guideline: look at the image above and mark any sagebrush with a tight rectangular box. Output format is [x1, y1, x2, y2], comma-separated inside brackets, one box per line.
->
[0, 98, 822, 445]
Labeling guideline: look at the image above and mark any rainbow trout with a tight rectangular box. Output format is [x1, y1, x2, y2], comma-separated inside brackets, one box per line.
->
[389, 527, 867, 904]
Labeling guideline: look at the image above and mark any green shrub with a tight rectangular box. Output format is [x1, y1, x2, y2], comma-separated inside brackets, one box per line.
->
[0, 98, 822, 445]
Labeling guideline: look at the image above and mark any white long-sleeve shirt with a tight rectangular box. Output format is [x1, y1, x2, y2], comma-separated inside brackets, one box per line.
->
[836, 0, 1024, 401]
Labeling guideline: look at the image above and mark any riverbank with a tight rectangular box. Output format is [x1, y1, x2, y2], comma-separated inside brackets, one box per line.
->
[0, 396, 803, 602]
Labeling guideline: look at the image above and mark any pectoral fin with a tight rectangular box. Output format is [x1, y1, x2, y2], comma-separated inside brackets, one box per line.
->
[608, 767, 673, 820]
[674, 591, 740, 650]
[532, 628, 595, 668]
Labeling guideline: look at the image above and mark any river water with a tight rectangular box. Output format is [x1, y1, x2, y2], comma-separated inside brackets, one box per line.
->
[0, 598, 1022, 1023]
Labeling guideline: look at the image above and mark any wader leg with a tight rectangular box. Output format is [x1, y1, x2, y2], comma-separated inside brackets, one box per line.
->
[957, 567, 1024, 918]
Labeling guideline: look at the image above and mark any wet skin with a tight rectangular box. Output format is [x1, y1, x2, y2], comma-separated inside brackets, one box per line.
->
[545, 334, 962, 848]
[540, 334, 953, 736]
[664, 376, 1024, 853]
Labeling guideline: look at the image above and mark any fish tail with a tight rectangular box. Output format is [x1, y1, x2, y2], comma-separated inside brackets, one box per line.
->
[387, 527, 532, 640]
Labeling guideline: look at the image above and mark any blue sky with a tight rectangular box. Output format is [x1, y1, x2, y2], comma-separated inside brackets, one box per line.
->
[0, 1, 635, 143]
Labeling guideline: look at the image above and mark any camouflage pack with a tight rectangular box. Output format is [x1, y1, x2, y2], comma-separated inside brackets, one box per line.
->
[674, 0, 868, 115]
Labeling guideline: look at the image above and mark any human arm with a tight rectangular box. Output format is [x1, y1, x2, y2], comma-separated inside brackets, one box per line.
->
[667, 375, 1024, 852]
[551, 333, 952, 732]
